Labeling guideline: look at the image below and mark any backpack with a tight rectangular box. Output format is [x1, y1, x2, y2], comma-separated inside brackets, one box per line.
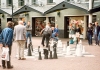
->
[43, 27, 52, 35]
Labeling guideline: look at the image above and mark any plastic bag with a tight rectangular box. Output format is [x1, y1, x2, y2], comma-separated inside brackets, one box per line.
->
[1, 47, 9, 61]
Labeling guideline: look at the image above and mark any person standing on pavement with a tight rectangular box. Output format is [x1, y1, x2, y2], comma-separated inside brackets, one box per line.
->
[26, 21, 32, 44]
[19, 17, 26, 26]
[93, 22, 100, 46]
[75, 24, 81, 44]
[0, 21, 14, 69]
[87, 23, 93, 45]
[41, 22, 52, 59]
[13, 18, 26, 60]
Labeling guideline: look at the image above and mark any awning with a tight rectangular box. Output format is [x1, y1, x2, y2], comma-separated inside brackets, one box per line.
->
[89, 5, 100, 13]
[44, 1, 89, 15]
[13, 5, 43, 16]
[0, 8, 11, 15]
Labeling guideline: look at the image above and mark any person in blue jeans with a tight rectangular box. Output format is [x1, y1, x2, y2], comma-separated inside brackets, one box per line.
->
[52, 24, 59, 41]
[87, 23, 93, 45]
[0, 21, 14, 69]
[26, 21, 32, 43]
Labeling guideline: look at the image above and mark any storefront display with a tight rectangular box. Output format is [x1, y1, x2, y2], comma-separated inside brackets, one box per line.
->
[35, 17, 55, 36]
[69, 16, 84, 38]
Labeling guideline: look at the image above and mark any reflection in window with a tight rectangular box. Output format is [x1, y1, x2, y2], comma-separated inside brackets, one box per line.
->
[7, 0, 12, 6]
[18, 0, 24, 6]
[47, 0, 53, 3]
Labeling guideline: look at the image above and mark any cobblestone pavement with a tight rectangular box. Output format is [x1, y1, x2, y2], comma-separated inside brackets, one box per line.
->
[0, 37, 100, 70]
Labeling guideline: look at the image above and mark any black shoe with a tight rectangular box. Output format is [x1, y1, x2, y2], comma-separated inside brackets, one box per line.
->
[2, 66, 6, 69]
[7, 65, 13, 69]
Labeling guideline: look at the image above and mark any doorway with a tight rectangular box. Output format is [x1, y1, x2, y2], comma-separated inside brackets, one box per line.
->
[7, 18, 12, 22]
[64, 17, 69, 38]
[32, 17, 35, 36]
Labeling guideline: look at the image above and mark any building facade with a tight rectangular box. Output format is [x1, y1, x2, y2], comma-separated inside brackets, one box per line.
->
[0, 0, 100, 39]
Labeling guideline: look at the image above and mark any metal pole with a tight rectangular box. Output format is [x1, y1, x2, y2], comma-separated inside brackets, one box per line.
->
[12, 0, 13, 21]
[89, 0, 93, 23]
[92, 0, 94, 8]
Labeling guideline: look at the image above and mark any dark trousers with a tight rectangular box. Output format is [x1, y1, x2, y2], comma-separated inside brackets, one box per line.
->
[87, 33, 92, 45]
[41, 34, 50, 47]
[94, 34, 99, 45]
[2, 45, 12, 68]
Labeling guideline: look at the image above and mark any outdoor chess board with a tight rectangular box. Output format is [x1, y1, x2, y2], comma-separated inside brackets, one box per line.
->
[15, 44, 95, 59]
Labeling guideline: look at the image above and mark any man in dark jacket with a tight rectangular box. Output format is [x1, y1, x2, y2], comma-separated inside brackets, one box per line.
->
[0, 21, 14, 69]
[93, 22, 100, 46]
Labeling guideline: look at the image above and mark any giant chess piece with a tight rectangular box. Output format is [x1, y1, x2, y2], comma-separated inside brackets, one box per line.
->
[48, 45, 50, 51]
[63, 44, 66, 52]
[25, 41, 27, 49]
[38, 52, 42, 60]
[66, 45, 71, 55]
[27, 43, 32, 56]
[66, 41, 71, 55]
[67, 41, 69, 46]
[75, 44, 83, 57]
[30, 42, 33, 52]
[57, 40, 62, 47]
[82, 46, 85, 54]
[53, 47, 58, 59]
[38, 46, 42, 60]
[44, 49, 48, 59]
[49, 51, 53, 59]
[50, 39, 54, 47]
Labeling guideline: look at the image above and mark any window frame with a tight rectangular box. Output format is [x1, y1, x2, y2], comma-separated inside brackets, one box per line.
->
[7, 0, 12, 6]
[18, 0, 24, 7]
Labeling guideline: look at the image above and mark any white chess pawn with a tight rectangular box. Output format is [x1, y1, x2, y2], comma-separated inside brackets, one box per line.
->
[63, 44, 66, 52]
[82, 46, 85, 54]
[57, 40, 62, 47]
[79, 40, 82, 44]
[75, 44, 83, 56]
[66, 46, 71, 55]
[50, 39, 54, 47]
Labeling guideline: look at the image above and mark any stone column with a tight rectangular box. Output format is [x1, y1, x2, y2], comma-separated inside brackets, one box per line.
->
[83, 16, 87, 39]
[89, 0, 93, 23]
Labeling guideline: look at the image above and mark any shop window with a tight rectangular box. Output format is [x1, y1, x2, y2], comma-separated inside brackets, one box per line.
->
[35, 17, 46, 36]
[47, 0, 53, 3]
[69, 16, 84, 36]
[7, 0, 12, 6]
[49, 17, 55, 27]
[32, 0, 36, 5]
[18, 0, 24, 7]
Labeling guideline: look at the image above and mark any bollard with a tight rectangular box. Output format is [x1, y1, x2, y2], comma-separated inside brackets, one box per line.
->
[27, 43, 32, 56]
[53, 47, 58, 59]
[38, 52, 42, 60]
[25, 41, 27, 49]
[49, 51, 53, 59]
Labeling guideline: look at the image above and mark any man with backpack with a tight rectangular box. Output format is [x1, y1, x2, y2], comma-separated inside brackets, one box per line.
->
[41, 23, 52, 59]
